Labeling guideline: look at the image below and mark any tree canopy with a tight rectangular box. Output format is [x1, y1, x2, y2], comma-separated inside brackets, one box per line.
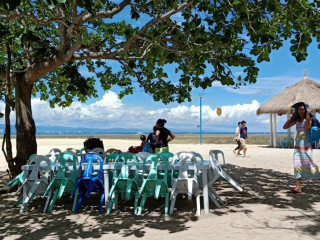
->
[1, 0, 319, 106]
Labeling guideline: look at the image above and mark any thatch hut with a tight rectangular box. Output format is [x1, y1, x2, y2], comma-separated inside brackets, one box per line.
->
[256, 70, 320, 147]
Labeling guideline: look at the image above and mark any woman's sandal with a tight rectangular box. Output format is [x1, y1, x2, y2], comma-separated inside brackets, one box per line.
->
[287, 189, 302, 194]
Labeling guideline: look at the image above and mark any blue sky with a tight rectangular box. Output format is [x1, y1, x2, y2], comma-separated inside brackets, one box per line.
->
[1, 8, 320, 134]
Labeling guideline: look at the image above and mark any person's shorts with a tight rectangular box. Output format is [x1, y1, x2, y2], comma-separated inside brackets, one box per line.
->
[239, 138, 247, 150]
[155, 147, 169, 154]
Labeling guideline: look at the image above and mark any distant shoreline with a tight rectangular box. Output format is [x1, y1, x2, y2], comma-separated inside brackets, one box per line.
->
[0, 134, 288, 145]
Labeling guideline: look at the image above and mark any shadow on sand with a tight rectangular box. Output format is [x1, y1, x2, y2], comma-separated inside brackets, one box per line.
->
[0, 163, 320, 239]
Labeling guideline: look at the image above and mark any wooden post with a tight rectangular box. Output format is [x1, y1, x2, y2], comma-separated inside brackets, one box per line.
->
[270, 113, 273, 147]
[287, 112, 291, 139]
[273, 114, 277, 148]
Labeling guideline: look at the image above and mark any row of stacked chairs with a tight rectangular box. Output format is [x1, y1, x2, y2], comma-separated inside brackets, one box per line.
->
[2, 149, 243, 215]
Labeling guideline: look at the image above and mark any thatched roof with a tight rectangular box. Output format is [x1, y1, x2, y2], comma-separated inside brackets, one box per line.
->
[256, 71, 320, 115]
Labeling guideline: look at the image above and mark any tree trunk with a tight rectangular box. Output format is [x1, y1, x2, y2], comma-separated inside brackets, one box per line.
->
[13, 73, 37, 176]
[2, 40, 14, 177]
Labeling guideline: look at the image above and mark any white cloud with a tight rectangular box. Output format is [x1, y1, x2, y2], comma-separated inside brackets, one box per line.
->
[224, 75, 320, 96]
[0, 91, 291, 132]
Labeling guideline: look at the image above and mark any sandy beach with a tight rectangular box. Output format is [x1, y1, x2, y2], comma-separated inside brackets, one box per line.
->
[1, 138, 320, 240]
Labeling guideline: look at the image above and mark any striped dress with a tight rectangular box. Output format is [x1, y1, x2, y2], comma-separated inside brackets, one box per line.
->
[293, 119, 320, 179]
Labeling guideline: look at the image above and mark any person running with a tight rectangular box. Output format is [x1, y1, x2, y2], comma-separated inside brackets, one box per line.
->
[154, 119, 175, 154]
[233, 122, 242, 154]
[283, 102, 320, 194]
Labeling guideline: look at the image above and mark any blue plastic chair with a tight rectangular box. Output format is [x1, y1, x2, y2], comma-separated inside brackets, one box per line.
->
[71, 153, 105, 213]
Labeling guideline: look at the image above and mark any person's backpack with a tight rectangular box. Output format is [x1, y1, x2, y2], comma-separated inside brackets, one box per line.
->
[83, 137, 104, 152]
[307, 126, 320, 148]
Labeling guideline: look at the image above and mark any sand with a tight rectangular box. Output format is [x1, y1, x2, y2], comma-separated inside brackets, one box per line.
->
[1, 138, 320, 240]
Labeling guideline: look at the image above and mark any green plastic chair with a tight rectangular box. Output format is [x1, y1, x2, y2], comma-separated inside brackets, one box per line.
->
[42, 152, 79, 212]
[105, 153, 118, 186]
[106, 153, 118, 163]
[2, 154, 37, 191]
[107, 153, 140, 214]
[159, 152, 174, 187]
[76, 148, 86, 156]
[2, 154, 37, 208]
[159, 152, 174, 161]
[135, 154, 169, 216]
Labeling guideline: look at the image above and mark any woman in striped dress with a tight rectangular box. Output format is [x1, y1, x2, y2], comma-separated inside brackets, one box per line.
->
[283, 102, 320, 193]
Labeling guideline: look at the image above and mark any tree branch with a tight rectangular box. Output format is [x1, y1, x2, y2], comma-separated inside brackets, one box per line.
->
[72, 1, 191, 61]
[0, 9, 70, 28]
[79, 0, 131, 24]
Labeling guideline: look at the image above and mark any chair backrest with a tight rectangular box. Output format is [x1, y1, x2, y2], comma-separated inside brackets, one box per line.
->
[105, 153, 118, 163]
[26, 155, 52, 192]
[105, 148, 121, 154]
[48, 148, 62, 161]
[209, 150, 226, 165]
[172, 152, 198, 180]
[159, 152, 174, 161]
[114, 152, 140, 180]
[136, 152, 151, 161]
[191, 151, 204, 162]
[79, 153, 104, 181]
[208, 151, 223, 178]
[53, 152, 78, 183]
[76, 148, 86, 156]
[91, 147, 106, 159]
[142, 154, 168, 181]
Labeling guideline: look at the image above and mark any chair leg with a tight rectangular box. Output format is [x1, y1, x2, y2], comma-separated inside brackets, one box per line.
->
[13, 195, 23, 208]
[74, 190, 85, 213]
[208, 186, 222, 208]
[48, 189, 59, 212]
[169, 192, 178, 215]
[134, 192, 139, 215]
[72, 188, 79, 212]
[195, 193, 201, 216]
[165, 192, 169, 216]
[20, 181, 40, 213]
[107, 192, 117, 214]
[99, 193, 105, 213]
[137, 194, 148, 215]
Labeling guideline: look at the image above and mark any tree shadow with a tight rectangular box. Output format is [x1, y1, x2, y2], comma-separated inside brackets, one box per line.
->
[212, 164, 320, 235]
[1, 164, 320, 238]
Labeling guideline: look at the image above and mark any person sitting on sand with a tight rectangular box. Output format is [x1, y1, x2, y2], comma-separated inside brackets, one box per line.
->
[145, 126, 157, 153]
[128, 135, 146, 153]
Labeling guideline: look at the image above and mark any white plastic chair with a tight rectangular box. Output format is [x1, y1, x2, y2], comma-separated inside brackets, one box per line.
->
[207, 152, 243, 208]
[18, 155, 52, 213]
[48, 148, 62, 161]
[170, 152, 201, 216]
[209, 150, 229, 171]
[136, 152, 151, 161]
